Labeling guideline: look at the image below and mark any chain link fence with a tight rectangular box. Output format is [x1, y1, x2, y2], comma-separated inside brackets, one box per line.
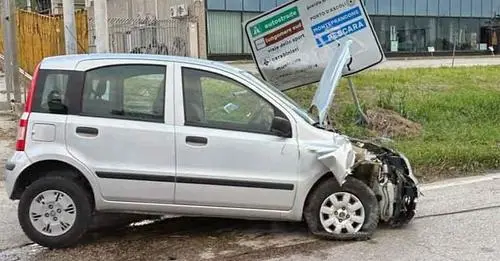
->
[88, 17, 190, 57]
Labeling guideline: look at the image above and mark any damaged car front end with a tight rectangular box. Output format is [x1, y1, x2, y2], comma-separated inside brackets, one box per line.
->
[350, 139, 419, 227]
[244, 39, 419, 239]
[304, 40, 419, 238]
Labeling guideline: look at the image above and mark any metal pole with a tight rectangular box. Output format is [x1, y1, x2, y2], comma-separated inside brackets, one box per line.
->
[63, 0, 78, 54]
[26, 0, 31, 11]
[127, 0, 133, 18]
[2, 0, 21, 103]
[348, 78, 370, 126]
[94, 0, 109, 53]
[452, 31, 458, 68]
[155, 0, 159, 18]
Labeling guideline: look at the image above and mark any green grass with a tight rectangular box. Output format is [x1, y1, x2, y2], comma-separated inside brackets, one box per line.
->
[286, 66, 500, 181]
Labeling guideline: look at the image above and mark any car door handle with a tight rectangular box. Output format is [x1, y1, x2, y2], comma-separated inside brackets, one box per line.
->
[186, 136, 208, 145]
[76, 127, 99, 136]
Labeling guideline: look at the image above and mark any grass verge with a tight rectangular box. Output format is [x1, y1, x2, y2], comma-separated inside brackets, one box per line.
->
[286, 66, 500, 182]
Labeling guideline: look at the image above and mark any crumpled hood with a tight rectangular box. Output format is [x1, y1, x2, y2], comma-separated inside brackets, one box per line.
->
[311, 40, 353, 127]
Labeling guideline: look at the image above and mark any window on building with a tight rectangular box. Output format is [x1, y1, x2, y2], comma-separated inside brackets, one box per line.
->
[371, 16, 390, 52]
[404, 0, 416, 16]
[494, 0, 500, 15]
[437, 18, 459, 51]
[450, 0, 461, 17]
[81, 65, 166, 122]
[277, 0, 288, 6]
[260, 0, 276, 11]
[415, 17, 437, 52]
[378, 0, 391, 15]
[461, 0, 472, 17]
[416, 0, 428, 16]
[388, 16, 417, 52]
[482, 0, 493, 18]
[459, 18, 481, 50]
[391, 0, 403, 15]
[243, 0, 260, 11]
[439, 0, 450, 16]
[364, 0, 377, 14]
[226, 0, 243, 11]
[207, 0, 225, 10]
[428, 0, 439, 16]
[472, 2, 482, 16]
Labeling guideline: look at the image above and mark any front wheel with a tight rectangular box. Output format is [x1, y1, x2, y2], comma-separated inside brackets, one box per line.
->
[304, 177, 379, 237]
[18, 175, 93, 249]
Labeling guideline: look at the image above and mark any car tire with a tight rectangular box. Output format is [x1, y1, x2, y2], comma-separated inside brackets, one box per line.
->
[304, 176, 379, 236]
[18, 175, 93, 249]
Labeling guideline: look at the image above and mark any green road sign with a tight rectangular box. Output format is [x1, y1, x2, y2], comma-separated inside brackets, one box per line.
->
[250, 6, 300, 37]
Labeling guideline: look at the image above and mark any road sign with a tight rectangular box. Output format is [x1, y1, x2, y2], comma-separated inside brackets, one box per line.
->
[244, 0, 385, 91]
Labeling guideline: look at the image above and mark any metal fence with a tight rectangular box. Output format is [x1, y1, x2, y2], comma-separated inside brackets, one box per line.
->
[88, 17, 190, 57]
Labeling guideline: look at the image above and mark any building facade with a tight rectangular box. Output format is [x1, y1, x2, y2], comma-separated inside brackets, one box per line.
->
[88, 0, 207, 58]
[206, 0, 500, 59]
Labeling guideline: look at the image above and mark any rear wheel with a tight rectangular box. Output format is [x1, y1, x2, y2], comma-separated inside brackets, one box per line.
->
[18, 175, 92, 248]
[304, 177, 379, 237]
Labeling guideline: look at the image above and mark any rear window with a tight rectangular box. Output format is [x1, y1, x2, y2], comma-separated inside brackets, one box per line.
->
[32, 70, 72, 114]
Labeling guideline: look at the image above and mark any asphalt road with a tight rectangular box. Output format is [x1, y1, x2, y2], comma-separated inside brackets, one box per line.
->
[1, 173, 499, 261]
[232, 56, 500, 75]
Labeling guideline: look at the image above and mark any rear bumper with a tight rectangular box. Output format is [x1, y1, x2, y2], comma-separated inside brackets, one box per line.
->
[4, 151, 32, 199]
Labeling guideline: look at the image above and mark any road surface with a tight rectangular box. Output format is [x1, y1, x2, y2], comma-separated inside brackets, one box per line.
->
[1, 156, 499, 261]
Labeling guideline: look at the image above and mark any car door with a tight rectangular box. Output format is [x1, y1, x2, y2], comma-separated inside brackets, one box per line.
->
[173, 63, 299, 211]
[65, 59, 176, 204]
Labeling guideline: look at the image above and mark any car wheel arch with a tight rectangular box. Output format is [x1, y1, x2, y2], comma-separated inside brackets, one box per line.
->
[301, 172, 340, 219]
[11, 159, 96, 208]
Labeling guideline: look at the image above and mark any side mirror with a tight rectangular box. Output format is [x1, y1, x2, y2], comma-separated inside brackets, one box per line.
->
[271, 116, 292, 138]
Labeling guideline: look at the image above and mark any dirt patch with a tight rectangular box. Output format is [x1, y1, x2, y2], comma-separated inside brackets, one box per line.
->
[0, 114, 17, 180]
[0, 117, 17, 141]
[366, 108, 422, 138]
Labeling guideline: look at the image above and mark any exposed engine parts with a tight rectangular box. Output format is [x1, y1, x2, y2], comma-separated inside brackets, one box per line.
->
[350, 139, 419, 228]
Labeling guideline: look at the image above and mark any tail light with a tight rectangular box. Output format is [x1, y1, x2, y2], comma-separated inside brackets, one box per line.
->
[16, 63, 41, 151]
[15, 115, 28, 151]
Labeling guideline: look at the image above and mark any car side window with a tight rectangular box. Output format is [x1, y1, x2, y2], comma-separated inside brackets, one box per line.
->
[32, 71, 70, 114]
[81, 64, 166, 122]
[182, 67, 283, 134]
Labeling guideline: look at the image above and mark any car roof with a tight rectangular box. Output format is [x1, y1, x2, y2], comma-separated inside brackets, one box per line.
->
[39, 53, 246, 75]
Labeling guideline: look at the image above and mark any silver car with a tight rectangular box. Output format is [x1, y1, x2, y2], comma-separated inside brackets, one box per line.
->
[4, 53, 418, 248]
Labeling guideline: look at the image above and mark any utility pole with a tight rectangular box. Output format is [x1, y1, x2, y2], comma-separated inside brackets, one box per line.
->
[94, 0, 109, 53]
[2, 0, 21, 103]
[26, 0, 31, 11]
[63, 0, 77, 54]
[155, 0, 159, 19]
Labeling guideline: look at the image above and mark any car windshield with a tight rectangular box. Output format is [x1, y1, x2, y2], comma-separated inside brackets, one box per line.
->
[241, 71, 318, 125]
